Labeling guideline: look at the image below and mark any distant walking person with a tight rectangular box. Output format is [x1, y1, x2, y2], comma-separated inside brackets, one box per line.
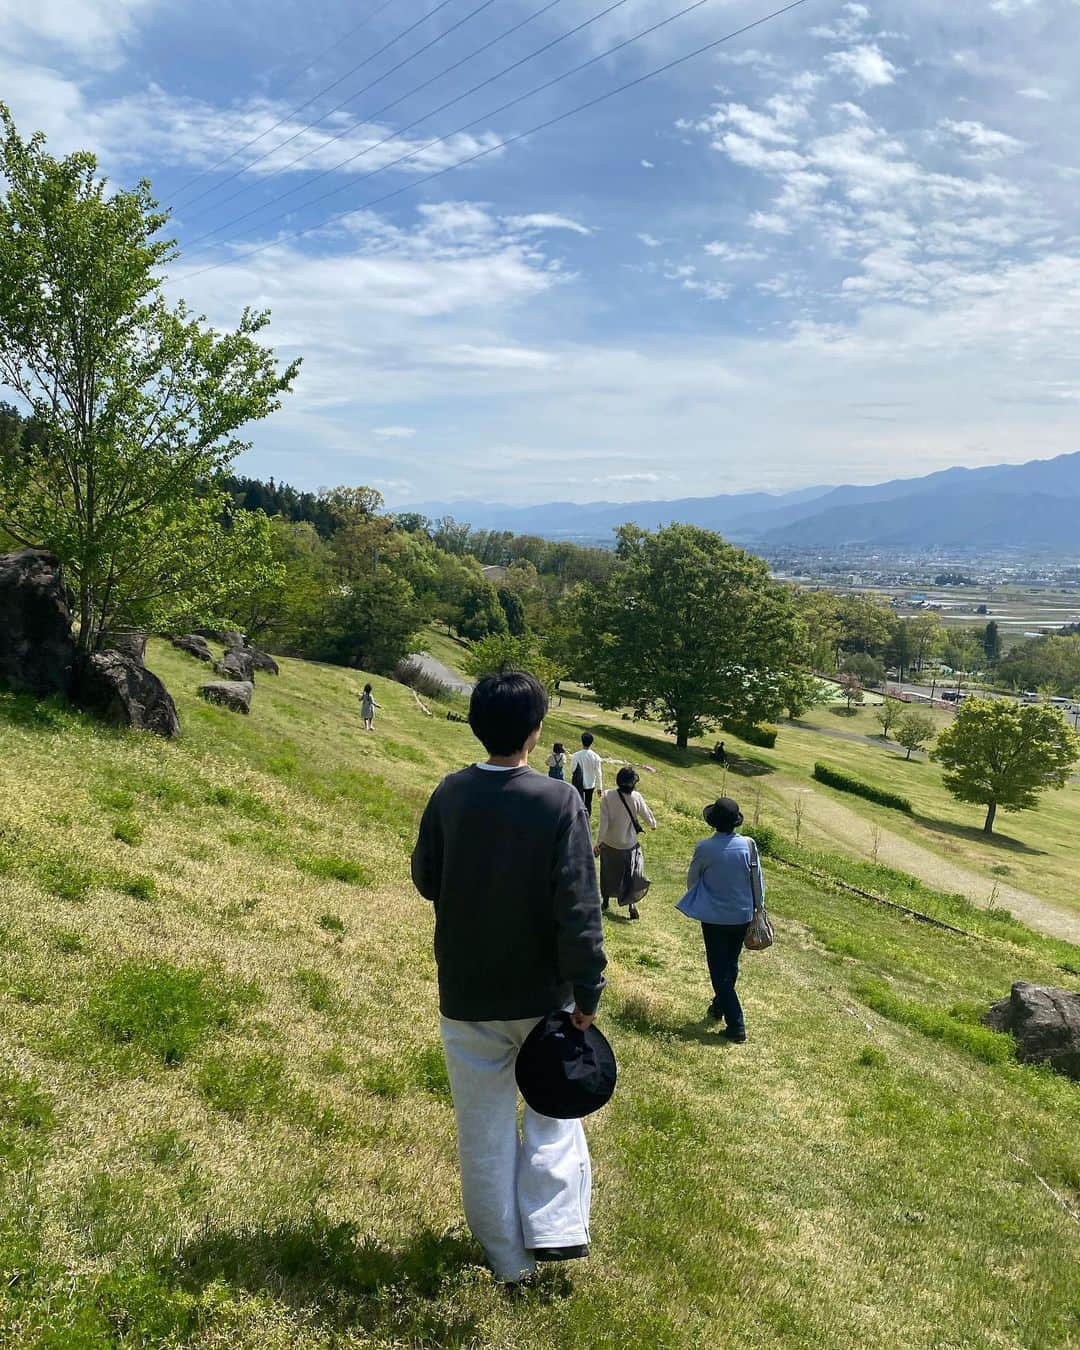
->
[547, 742, 567, 779]
[411, 671, 607, 1284]
[359, 683, 379, 732]
[676, 797, 763, 1042]
[570, 732, 604, 816]
[595, 767, 656, 920]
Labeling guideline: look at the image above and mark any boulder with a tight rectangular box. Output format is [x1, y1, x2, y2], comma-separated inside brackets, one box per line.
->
[192, 627, 226, 643]
[101, 630, 148, 664]
[171, 634, 214, 663]
[247, 646, 279, 675]
[222, 630, 247, 651]
[75, 650, 180, 739]
[983, 982, 1080, 1080]
[198, 680, 253, 714]
[0, 549, 77, 698]
[214, 649, 256, 682]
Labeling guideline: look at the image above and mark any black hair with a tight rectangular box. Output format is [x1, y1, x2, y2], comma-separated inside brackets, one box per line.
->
[553, 742, 566, 755]
[616, 766, 638, 793]
[468, 670, 548, 756]
[581, 731, 594, 747]
[363, 683, 372, 693]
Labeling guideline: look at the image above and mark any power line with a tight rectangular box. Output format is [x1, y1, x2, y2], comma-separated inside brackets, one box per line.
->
[180, 0, 638, 244]
[176, 0, 810, 283]
[181, 0, 568, 228]
[179, 0, 507, 223]
[172, 0, 461, 208]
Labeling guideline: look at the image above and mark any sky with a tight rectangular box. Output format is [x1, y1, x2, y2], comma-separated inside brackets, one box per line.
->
[2, 0, 1080, 508]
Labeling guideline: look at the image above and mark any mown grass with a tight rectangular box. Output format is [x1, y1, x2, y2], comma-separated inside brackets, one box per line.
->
[0, 640, 1077, 1348]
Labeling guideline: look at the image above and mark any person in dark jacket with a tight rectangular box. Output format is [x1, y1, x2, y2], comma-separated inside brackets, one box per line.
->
[676, 796, 763, 1042]
[412, 671, 607, 1284]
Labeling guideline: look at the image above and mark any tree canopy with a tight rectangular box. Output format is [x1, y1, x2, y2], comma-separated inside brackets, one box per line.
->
[576, 523, 804, 748]
[932, 698, 1080, 833]
[0, 105, 299, 655]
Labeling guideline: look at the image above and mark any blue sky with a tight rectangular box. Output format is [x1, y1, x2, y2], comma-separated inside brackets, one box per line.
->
[3, 0, 1080, 506]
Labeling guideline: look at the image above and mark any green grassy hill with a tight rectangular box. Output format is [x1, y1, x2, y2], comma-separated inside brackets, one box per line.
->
[1, 642, 1078, 1348]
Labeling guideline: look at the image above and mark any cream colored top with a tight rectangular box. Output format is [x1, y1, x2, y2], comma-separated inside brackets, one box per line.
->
[596, 788, 657, 850]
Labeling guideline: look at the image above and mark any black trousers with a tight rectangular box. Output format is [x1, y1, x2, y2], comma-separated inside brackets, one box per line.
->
[581, 786, 595, 816]
[701, 922, 750, 1029]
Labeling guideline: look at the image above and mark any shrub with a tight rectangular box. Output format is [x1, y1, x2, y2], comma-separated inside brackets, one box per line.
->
[813, 762, 913, 813]
[725, 721, 778, 749]
[392, 658, 455, 702]
[741, 823, 780, 856]
[89, 962, 253, 1065]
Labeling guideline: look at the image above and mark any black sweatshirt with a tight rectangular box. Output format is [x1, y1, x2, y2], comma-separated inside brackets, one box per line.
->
[411, 764, 607, 1021]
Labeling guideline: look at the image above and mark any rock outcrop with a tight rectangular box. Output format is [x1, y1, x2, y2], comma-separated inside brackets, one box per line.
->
[171, 634, 214, 663]
[983, 982, 1080, 1080]
[0, 549, 77, 698]
[198, 680, 253, 714]
[247, 646, 280, 675]
[74, 650, 180, 739]
[214, 649, 256, 682]
[101, 630, 148, 665]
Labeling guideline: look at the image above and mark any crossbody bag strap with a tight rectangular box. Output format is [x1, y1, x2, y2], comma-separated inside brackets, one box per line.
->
[618, 791, 642, 834]
[747, 837, 764, 912]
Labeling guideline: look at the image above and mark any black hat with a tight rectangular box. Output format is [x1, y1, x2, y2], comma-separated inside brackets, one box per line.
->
[515, 1011, 617, 1120]
[704, 796, 742, 831]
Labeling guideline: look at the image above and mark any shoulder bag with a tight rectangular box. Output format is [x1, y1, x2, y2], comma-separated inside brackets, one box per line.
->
[743, 837, 775, 951]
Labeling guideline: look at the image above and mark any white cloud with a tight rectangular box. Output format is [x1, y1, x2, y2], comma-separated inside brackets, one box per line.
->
[826, 43, 901, 90]
[938, 119, 1026, 161]
[594, 472, 664, 484]
[748, 211, 793, 234]
[1017, 86, 1052, 100]
[704, 241, 767, 262]
[507, 213, 591, 235]
[0, 0, 151, 65]
[641, 158, 655, 168]
[372, 426, 416, 439]
[637, 233, 662, 247]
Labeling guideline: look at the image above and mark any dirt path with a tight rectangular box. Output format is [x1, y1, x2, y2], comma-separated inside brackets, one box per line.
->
[767, 780, 1080, 945]
[409, 652, 474, 696]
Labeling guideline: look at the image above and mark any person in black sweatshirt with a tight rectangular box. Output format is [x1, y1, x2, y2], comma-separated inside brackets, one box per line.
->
[411, 670, 606, 1284]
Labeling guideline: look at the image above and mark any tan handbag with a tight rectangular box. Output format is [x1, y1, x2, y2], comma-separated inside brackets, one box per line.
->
[743, 838, 774, 951]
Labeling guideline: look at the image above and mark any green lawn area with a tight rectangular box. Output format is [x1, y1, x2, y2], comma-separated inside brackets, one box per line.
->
[1, 641, 1078, 1347]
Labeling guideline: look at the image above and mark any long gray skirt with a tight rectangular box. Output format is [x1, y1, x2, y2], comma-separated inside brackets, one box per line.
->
[599, 844, 651, 907]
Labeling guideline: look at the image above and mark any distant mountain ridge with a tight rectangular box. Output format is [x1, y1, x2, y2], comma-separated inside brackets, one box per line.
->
[409, 452, 1080, 550]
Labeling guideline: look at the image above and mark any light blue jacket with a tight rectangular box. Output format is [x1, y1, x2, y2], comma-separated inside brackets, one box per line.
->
[676, 832, 763, 926]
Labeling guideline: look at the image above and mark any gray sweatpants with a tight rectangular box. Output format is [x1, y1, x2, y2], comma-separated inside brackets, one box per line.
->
[440, 1014, 592, 1282]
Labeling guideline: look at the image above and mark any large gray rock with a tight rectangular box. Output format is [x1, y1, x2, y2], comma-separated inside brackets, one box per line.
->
[198, 680, 253, 714]
[0, 549, 76, 698]
[171, 634, 213, 663]
[75, 650, 180, 739]
[222, 629, 247, 651]
[247, 646, 279, 675]
[101, 630, 147, 664]
[983, 982, 1080, 1080]
[214, 649, 256, 682]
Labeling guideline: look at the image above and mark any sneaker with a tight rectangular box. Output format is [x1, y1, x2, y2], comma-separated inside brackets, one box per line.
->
[706, 1005, 723, 1022]
[722, 1026, 747, 1043]
[628, 905, 640, 920]
[527, 1245, 589, 1262]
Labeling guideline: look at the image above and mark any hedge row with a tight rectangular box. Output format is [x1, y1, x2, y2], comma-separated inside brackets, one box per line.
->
[812, 762, 913, 813]
[724, 721, 778, 749]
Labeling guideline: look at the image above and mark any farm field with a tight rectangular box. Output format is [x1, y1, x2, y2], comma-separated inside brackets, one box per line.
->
[1, 641, 1078, 1348]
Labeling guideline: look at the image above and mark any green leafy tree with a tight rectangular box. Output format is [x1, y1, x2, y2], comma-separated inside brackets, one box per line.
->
[943, 632, 984, 679]
[933, 698, 1080, 833]
[462, 632, 564, 694]
[835, 594, 895, 662]
[894, 709, 936, 760]
[997, 634, 1080, 698]
[875, 698, 902, 739]
[841, 652, 886, 687]
[497, 586, 527, 637]
[458, 580, 508, 642]
[780, 669, 833, 719]
[839, 672, 865, 711]
[576, 524, 803, 748]
[0, 106, 298, 656]
[305, 569, 424, 673]
[983, 620, 1002, 665]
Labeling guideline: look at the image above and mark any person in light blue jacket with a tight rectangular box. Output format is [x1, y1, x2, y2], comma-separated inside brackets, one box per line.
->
[676, 796, 764, 1042]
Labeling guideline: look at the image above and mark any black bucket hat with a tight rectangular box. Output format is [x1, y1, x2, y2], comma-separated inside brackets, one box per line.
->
[515, 1011, 617, 1120]
[703, 796, 743, 831]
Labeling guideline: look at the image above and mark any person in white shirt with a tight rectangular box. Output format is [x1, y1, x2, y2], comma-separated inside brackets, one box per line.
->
[594, 766, 657, 920]
[569, 732, 604, 816]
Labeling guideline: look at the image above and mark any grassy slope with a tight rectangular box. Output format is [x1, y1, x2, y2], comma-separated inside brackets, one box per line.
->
[734, 700, 1080, 922]
[0, 642, 1077, 1348]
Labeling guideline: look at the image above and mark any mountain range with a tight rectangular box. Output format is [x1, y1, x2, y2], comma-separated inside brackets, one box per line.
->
[412, 452, 1080, 550]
